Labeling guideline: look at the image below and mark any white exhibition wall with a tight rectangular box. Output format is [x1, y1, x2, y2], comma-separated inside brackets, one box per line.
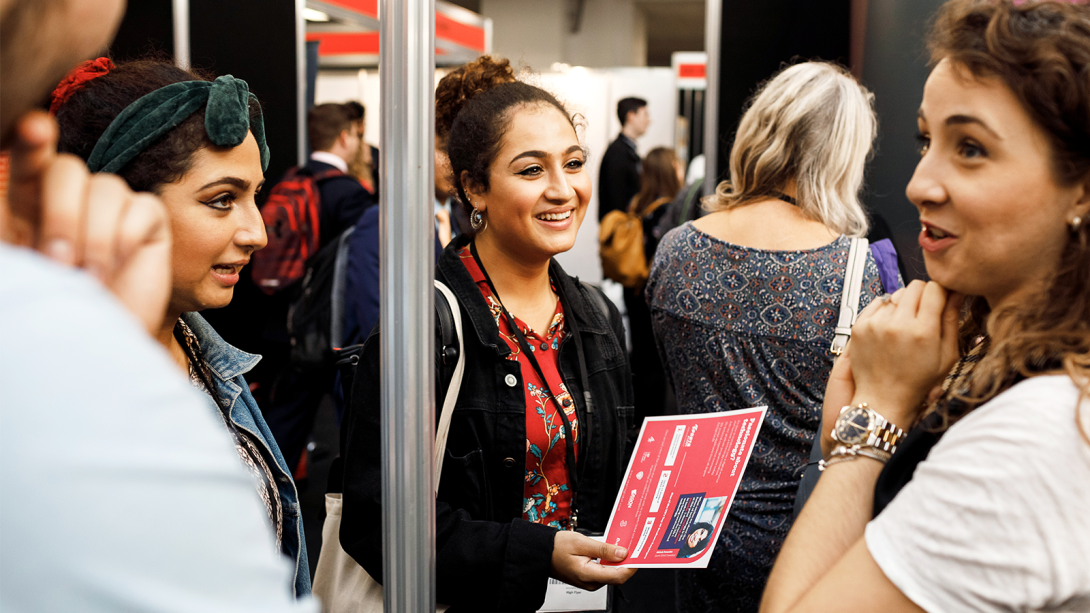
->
[314, 66, 678, 284]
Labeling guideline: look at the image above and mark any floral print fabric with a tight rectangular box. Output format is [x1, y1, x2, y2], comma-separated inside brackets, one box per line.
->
[646, 224, 886, 612]
[458, 247, 579, 529]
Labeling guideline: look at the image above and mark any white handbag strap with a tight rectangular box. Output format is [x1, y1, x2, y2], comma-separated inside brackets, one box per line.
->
[830, 237, 869, 356]
[433, 281, 465, 495]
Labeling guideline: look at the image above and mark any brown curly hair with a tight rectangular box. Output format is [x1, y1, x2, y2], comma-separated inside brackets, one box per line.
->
[447, 82, 576, 209]
[54, 58, 262, 194]
[435, 55, 516, 149]
[927, 0, 1090, 435]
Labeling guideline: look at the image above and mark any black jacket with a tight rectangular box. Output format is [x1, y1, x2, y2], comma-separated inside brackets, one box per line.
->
[307, 159, 375, 248]
[340, 235, 634, 612]
[597, 134, 641, 221]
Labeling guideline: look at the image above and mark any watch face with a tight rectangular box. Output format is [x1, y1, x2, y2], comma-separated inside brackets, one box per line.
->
[834, 407, 873, 445]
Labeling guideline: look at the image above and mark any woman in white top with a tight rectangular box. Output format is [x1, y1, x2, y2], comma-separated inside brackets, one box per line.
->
[760, 1, 1090, 612]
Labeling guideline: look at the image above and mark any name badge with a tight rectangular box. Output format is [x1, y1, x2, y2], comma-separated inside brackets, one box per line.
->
[537, 578, 609, 612]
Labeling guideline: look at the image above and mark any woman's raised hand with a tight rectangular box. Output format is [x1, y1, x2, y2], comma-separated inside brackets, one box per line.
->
[846, 280, 963, 429]
[550, 530, 636, 591]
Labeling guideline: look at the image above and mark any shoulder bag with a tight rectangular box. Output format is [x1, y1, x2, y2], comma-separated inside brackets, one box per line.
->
[312, 280, 464, 613]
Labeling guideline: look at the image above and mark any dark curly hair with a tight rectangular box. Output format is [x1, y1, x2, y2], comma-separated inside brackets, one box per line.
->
[54, 58, 263, 194]
[435, 55, 516, 149]
[925, 0, 1090, 435]
[447, 81, 577, 206]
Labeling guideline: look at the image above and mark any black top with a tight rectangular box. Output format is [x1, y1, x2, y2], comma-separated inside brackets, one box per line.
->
[306, 159, 375, 248]
[339, 234, 634, 613]
[597, 134, 641, 221]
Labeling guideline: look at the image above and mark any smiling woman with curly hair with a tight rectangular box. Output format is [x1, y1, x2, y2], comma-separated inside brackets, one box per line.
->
[762, 2, 1090, 612]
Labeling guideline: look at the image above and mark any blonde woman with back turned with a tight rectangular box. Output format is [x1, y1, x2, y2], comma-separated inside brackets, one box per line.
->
[645, 61, 898, 613]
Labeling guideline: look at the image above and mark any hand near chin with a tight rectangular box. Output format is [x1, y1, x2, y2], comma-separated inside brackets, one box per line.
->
[550, 530, 636, 591]
[846, 280, 963, 429]
[4, 111, 172, 336]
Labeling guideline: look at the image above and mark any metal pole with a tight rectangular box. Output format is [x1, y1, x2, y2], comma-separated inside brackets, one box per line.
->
[379, 0, 436, 611]
[296, 0, 308, 166]
[171, 0, 190, 70]
[703, 0, 722, 197]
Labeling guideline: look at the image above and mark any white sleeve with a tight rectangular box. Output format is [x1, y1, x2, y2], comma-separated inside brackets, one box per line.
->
[0, 248, 318, 613]
[865, 376, 1090, 613]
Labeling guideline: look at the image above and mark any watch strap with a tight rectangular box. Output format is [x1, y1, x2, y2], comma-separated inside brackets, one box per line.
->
[865, 412, 905, 453]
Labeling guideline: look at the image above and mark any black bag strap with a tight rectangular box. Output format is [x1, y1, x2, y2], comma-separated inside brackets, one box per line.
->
[328, 281, 461, 495]
[579, 280, 611, 323]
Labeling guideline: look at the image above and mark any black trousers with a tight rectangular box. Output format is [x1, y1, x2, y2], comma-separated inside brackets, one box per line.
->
[623, 286, 668, 428]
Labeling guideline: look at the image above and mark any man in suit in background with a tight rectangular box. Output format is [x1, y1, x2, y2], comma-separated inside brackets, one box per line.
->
[598, 97, 650, 221]
[306, 103, 374, 248]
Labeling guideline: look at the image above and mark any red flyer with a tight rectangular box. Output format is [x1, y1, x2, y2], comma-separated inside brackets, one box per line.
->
[601, 407, 767, 568]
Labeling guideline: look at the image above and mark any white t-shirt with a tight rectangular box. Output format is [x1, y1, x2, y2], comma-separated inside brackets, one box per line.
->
[866, 375, 1090, 613]
[0, 244, 317, 612]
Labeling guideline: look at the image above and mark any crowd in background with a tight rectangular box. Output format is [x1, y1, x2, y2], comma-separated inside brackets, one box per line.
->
[2, 0, 1089, 612]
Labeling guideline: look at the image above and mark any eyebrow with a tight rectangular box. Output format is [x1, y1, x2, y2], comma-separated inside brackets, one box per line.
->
[917, 109, 1001, 139]
[198, 177, 251, 191]
[509, 145, 585, 165]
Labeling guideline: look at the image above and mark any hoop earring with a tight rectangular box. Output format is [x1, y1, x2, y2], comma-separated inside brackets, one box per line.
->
[470, 205, 486, 231]
[1071, 216, 1083, 233]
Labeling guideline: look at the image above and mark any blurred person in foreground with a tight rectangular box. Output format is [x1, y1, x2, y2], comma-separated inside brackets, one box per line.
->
[0, 1, 316, 610]
[762, 1, 1090, 611]
[647, 61, 889, 613]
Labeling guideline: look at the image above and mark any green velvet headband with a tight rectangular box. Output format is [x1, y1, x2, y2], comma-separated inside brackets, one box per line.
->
[86, 75, 270, 175]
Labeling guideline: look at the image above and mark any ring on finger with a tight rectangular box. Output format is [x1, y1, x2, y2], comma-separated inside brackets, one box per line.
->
[879, 293, 893, 304]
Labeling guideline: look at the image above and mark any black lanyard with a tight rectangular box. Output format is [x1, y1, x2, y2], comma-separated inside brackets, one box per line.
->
[470, 241, 594, 529]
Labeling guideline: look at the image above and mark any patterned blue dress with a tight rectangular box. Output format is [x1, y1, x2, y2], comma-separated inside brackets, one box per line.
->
[646, 223, 885, 613]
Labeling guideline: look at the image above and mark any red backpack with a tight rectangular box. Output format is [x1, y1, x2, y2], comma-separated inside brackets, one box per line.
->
[252, 166, 344, 295]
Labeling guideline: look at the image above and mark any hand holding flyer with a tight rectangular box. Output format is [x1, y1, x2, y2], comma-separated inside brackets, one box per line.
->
[601, 407, 767, 568]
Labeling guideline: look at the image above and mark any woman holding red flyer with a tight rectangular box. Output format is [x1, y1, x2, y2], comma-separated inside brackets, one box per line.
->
[340, 78, 636, 612]
[762, 1, 1090, 611]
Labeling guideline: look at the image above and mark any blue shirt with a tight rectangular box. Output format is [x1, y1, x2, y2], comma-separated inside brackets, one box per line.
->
[343, 205, 443, 347]
[0, 245, 317, 612]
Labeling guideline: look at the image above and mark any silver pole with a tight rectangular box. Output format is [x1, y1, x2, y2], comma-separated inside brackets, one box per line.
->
[379, 0, 436, 611]
[171, 0, 190, 70]
[703, 0, 722, 197]
[296, 0, 308, 166]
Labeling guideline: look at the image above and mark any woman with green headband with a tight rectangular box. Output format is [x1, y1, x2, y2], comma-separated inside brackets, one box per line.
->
[51, 58, 310, 598]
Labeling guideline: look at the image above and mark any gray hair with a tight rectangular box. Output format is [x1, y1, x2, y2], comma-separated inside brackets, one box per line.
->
[706, 61, 876, 237]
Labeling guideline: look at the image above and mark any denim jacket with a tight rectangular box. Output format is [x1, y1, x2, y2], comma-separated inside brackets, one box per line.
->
[340, 235, 634, 612]
[182, 312, 311, 597]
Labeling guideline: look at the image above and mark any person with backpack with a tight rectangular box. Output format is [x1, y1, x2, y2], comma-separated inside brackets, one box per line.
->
[254, 102, 378, 473]
[645, 62, 894, 613]
[340, 79, 636, 612]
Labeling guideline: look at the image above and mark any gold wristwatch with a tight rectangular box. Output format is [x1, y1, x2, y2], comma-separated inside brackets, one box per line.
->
[830, 402, 905, 453]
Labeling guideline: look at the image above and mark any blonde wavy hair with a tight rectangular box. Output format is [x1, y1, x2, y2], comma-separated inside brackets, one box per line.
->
[705, 61, 876, 237]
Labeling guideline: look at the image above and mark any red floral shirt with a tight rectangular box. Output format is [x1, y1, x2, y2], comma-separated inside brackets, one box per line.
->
[458, 247, 579, 529]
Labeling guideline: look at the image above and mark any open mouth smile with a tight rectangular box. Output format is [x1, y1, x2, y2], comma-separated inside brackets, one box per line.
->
[536, 210, 573, 222]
